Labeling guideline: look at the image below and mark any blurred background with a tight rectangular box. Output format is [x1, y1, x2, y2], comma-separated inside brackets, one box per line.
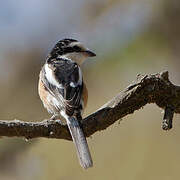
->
[0, 0, 180, 179]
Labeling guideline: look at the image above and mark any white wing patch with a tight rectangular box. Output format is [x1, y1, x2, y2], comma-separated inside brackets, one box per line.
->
[69, 66, 82, 88]
[44, 64, 63, 88]
[70, 82, 76, 87]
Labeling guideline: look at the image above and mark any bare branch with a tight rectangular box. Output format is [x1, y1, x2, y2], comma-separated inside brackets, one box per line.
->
[0, 71, 180, 141]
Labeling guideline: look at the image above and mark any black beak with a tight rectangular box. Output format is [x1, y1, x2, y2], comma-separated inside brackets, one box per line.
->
[84, 50, 96, 57]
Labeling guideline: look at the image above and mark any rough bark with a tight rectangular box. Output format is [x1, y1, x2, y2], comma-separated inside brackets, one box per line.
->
[0, 71, 179, 141]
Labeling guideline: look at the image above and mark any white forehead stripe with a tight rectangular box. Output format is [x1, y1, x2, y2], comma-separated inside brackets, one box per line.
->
[68, 42, 86, 50]
[69, 42, 81, 47]
[44, 64, 63, 88]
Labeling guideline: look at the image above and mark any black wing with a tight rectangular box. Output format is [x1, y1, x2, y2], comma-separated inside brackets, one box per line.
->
[42, 58, 83, 116]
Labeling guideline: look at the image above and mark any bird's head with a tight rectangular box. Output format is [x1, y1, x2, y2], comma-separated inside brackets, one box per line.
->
[48, 38, 96, 65]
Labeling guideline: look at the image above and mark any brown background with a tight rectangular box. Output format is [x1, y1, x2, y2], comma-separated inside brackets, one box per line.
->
[0, 0, 180, 179]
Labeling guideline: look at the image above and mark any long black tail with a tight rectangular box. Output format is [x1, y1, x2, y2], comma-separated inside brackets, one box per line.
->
[67, 117, 93, 169]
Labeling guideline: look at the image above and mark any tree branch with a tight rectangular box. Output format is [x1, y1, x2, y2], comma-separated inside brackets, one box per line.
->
[0, 71, 180, 141]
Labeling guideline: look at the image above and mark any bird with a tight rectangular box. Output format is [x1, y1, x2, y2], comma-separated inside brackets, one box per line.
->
[38, 38, 96, 169]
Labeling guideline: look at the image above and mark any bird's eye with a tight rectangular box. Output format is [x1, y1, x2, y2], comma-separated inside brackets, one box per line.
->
[73, 45, 82, 52]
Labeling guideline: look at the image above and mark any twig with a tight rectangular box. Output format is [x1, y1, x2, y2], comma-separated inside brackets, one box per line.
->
[162, 106, 174, 130]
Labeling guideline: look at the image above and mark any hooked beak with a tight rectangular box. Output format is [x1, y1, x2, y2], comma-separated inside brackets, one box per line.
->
[84, 50, 96, 57]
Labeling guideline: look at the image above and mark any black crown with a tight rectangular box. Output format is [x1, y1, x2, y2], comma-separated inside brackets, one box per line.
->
[47, 38, 78, 61]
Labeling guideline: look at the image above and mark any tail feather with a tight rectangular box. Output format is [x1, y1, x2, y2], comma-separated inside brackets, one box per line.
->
[67, 117, 93, 169]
